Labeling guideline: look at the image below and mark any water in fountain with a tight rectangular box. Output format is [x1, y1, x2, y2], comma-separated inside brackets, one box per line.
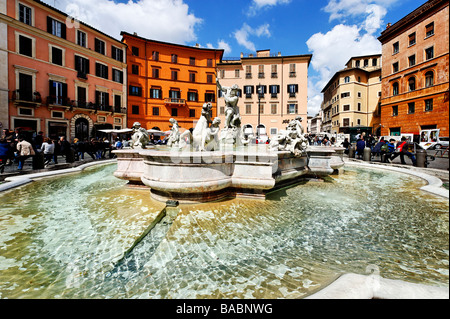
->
[0, 164, 447, 298]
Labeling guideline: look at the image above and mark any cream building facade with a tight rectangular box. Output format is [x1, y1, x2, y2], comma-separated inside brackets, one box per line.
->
[321, 54, 382, 139]
[217, 50, 312, 137]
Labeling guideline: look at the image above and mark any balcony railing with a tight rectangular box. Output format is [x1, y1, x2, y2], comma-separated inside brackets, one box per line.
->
[164, 98, 186, 106]
[12, 90, 42, 105]
[289, 72, 296, 77]
[77, 71, 88, 80]
[258, 72, 265, 79]
[245, 73, 252, 79]
[271, 73, 278, 78]
[46, 96, 72, 107]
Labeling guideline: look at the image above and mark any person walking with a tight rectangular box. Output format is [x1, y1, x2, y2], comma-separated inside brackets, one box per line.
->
[16, 135, 35, 170]
[356, 136, 366, 159]
[40, 137, 55, 166]
[0, 138, 12, 173]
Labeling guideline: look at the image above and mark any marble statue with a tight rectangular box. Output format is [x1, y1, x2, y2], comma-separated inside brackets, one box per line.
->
[269, 117, 308, 156]
[204, 117, 221, 151]
[130, 122, 150, 149]
[167, 118, 181, 147]
[217, 78, 241, 129]
[192, 103, 213, 151]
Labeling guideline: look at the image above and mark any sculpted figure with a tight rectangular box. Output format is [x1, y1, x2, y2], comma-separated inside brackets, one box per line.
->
[217, 78, 241, 129]
[204, 117, 221, 151]
[130, 122, 150, 149]
[269, 118, 308, 156]
[192, 103, 213, 151]
[167, 118, 180, 147]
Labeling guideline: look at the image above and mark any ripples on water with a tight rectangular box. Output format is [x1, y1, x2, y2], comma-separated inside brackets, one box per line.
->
[0, 164, 448, 298]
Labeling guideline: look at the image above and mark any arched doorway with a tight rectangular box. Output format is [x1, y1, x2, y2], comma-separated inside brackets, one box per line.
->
[75, 118, 89, 141]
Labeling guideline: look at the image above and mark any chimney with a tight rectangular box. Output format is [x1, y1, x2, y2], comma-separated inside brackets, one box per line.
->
[386, 23, 392, 29]
[195, 43, 200, 48]
[133, 32, 137, 36]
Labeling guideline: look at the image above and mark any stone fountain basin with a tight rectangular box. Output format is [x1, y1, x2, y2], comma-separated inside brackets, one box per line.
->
[114, 146, 345, 203]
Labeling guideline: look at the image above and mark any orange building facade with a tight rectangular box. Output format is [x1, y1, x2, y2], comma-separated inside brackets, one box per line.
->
[0, 0, 127, 141]
[378, 0, 449, 138]
[121, 32, 223, 132]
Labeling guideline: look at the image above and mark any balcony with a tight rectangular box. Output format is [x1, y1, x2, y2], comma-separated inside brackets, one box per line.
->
[11, 90, 42, 107]
[289, 72, 296, 78]
[258, 72, 265, 79]
[164, 98, 186, 106]
[245, 73, 252, 79]
[77, 71, 88, 80]
[271, 72, 278, 78]
[46, 96, 72, 109]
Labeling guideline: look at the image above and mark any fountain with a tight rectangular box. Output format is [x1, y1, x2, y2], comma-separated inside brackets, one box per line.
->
[0, 81, 447, 300]
[114, 80, 344, 203]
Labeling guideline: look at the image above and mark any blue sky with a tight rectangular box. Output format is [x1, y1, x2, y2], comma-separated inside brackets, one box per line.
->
[45, 0, 426, 115]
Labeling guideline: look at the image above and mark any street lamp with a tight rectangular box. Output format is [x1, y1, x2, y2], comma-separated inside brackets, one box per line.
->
[257, 84, 262, 138]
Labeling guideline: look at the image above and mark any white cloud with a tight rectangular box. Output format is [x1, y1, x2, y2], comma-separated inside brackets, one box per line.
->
[306, 24, 381, 116]
[234, 23, 271, 52]
[206, 40, 232, 56]
[247, 0, 291, 16]
[43, 0, 202, 43]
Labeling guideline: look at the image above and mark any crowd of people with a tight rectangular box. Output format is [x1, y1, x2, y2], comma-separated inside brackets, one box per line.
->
[0, 128, 128, 173]
[352, 132, 417, 166]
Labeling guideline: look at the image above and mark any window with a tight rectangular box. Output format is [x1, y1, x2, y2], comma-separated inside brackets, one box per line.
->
[392, 105, 398, 116]
[392, 82, 399, 96]
[393, 62, 399, 73]
[287, 104, 298, 114]
[77, 86, 86, 107]
[408, 32, 416, 46]
[49, 80, 67, 105]
[19, 4, 32, 25]
[425, 22, 434, 37]
[151, 51, 159, 61]
[408, 55, 416, 67]
[152, 68, 159, 79]
[343, 104, 350, 111]
[47, 17, 65, 39]
[364, 59, 369, 67]
[287, 84, 298, 97]
[207, 74, 213, 83]
[357, 92, 362, 98]
[259, 104, 264, 114]
[95, 63, 108, 79]
[425, 99, 433, 112]
[244, 85, 253, 98]
[408, 102, 415, 114]
[152, 107, 159, 116]
[114, 95, 122, 112]
[131, 65, 139, 75]
[207, 59, 213, 67]
[18, 35, 32, 57]
[258, 65, 265, 78]
[393, 42, 399, 54]
[131, 46, 139, 56]
[189, 57, 195, 66]
[75, 56, 90, 77]
[356, 60, 360, 67]
[188, 91, 198, 102]
[171, 54, 178, 63]
[408, 77, 416, 91]
[343, 118, 350, 127]
[95, 38, 105, 55]
[169, 90, 180, 99]
[271, 65, 277, 78]
[390, 127, 401, 136]
[357, 119, 361, 125]
[129, 86, 142, 96]
[344, 76, 350, 83]
[425, 71, 434, 87]
[245, 104, 252, 114]
[51, 47, 63, 66]
[95, 91, 109, 110]
[18, 73, 33, 101]
[289, 64, 296, 77]
[131, 105, 139, 115]
[357, 103, 361, 111]
[171, 108, 178, 117]
[189, 72, 196, 82]
[245, 65, 252, 79]
[358, 76, 361, 82]
[189, 109, 196, 118]
[77, 30, 87, 47]
[235, 69, 240, 78]
[150, 88, 162, 99]
[341, 92, 350, 98]
[271, 104, 277, 114]
[112, 69, 123, 83]
[269, 85, 279, 98]
[425, 47, 434, 60]
[112, 46, 123, 62]
[205, 92, 215, 102]
[171, 70, 178, 81]
[372, 58, 377, 66]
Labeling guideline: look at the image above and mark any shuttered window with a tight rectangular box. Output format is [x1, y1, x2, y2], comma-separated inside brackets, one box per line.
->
[95, 38, 106, 55]
[19, 35, 32, 57]
[47, 17, 66, 39]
